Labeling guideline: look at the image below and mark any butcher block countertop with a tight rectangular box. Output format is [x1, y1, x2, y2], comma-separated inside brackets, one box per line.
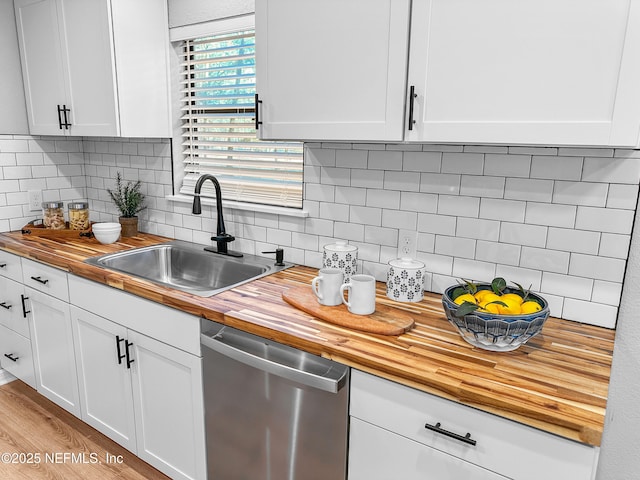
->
[0, 231, 614, 447]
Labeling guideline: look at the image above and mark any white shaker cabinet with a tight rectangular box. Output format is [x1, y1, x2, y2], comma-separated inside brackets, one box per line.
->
[349, 370, 599, 480]
[405, 0, 640, 147]
[255, 0, 411, 142]
[14, 0, 171, 137]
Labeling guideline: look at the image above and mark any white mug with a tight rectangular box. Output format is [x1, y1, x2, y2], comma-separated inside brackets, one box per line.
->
[341, 274, 376, 315]
[311, 268, 344, 306]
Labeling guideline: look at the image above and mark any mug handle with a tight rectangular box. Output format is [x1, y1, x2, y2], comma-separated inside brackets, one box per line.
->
[340, 283, 351, 309]
[311, 276, 323, 301]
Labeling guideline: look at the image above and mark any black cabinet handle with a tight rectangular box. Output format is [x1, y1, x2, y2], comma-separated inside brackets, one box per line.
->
[0, 263, 6, 268]
[125, 340, 135, 369]
[425, 422, 477, 446]
[62, 104, 71, 129]
[254, 93, 262, 130]
[20, 294, 30, 318]
[57, 104, 64, 130]
[30, 276, 49, 285]
[4, 353, 19, 362]
[116, 335, 126, 365]
[408, 85, 417, 131]
[0, 302, 12, 310]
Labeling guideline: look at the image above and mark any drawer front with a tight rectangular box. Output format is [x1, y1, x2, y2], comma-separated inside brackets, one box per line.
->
[0, 276, 29, 337]
[0, 324, 35, 389]
[350, 370, 598, 480]
[349, 417, 507, 480]
[0, 250, 24, 283]
[22, 258, 69, 302]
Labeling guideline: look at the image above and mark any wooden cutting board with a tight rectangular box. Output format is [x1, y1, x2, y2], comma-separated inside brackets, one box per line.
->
[282, 285, 415, 335]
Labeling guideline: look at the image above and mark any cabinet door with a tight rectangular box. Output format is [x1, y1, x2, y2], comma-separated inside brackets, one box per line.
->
[58, 0, 119, 136]
[349, 418, 508, 480]
[14, 0, 68, 135]
[406, 0, 640, 146]
[256, 0, 411, 141]
[27, 287, 81, 417]
[0, 276, 29, 338]
[128, 330, 206, 480]
[71, 306, 136, 452]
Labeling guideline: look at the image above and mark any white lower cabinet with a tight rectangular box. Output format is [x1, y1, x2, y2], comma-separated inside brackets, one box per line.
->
[69, 279, 206, 480]
[0, 324, 35, 389]
[349, 370, 599, 480]
[27, 286, 81, 417]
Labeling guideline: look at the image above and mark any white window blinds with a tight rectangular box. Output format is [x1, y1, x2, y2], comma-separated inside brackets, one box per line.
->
[179, 30, 303, 208]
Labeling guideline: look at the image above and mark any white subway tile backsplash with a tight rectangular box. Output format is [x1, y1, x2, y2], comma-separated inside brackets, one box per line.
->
[562, 299, 617, 328]
[569, 253, 626, 283]
[456, 217, 500, 242]
[479, 198, 526, 222]
[520, 246, 570, 274]
[435, 235, 475, 259]
[599, 233, 631, 259]
[441, 152, 484, 174]
[607, 184, 639, 210]
[575, 206, 634, 234]
[403, 151, 441, 172]
[460, 175, 505, 198]
[530, 155, 583, 180]
[0, 134, 635, 329]
[499, 222, 547, 248]
[546, 227, 600, 255]
[541, 272, 593, 301]
[525, 202, 576, 228]
[484, 154, 531, 177]
[553, 181, 608, 207]
[438, 195, 480, 218]
[420, 173, 460, 195]
[505, 178, 554, 202]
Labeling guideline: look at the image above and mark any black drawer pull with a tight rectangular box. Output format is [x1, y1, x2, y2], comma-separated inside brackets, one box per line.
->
[21, 294, 30, 318]
[4, 353, 19, 362]
[30, 276, 49, 285]
[0, 302, 12, 310]
[425, 422, 477, 446]
[0, 263, 6, 268]
[125, 340, 135, 369]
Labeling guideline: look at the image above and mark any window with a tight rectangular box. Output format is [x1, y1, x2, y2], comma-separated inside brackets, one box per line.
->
[178, 29, 304, 209]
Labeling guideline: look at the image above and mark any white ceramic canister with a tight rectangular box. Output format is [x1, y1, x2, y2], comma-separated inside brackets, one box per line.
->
[322, 241, 358, 282]
[386, 257, 426, 303]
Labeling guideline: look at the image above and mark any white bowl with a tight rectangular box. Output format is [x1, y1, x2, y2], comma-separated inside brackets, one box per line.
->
[92, 222, 121, 244]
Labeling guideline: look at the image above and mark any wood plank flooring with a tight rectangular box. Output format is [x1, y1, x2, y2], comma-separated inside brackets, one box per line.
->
[0, 380, 169, 480]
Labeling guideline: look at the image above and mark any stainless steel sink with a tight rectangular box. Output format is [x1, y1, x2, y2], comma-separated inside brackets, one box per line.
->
[85, 240, 290, 297]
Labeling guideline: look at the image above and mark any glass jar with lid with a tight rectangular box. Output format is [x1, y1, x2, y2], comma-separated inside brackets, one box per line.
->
[42, 201, 65, 229]
[68, 202, 90, 230]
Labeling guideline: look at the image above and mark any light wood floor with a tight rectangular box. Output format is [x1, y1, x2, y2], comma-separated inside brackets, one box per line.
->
[0, 379, 170, 480]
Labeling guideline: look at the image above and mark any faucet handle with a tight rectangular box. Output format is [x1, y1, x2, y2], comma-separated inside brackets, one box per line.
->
[262, 248, 285, 266]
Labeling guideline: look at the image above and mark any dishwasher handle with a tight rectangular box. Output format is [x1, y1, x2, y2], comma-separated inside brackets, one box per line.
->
[201, 332, 347, 394]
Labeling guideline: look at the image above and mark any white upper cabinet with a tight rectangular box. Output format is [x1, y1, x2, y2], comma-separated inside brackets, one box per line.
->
[406, 0, 640, 147]
[255, 0, 411, 142]
[256, 0, 640, 146]
[14, 0, 171, 138]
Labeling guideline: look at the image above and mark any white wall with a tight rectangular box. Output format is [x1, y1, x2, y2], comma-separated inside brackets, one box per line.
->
[168, 0, 254, 28]
[0, 0, 28, 134]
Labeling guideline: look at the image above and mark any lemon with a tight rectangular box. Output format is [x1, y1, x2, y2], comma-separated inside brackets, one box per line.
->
[480, 292, 501, 304]
[454, 293, 477, 305]
[500, 293, 524, 305]
[479, 301, 500, 314]
[521, 301, 542, 314]
[474, 289, 493, 302]
[496, 296, 522, 315]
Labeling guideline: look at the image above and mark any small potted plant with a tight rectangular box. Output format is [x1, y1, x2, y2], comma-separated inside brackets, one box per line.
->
[107, 172, 146, 237]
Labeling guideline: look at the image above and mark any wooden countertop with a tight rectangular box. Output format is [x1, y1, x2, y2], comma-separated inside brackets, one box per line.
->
[0, 231, 614, 447]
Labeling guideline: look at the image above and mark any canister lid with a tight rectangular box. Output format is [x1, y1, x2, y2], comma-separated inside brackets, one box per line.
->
[68, 201, 89, 210]
[42, 201, 64, 209]
[323, 240, 357, 252]
[389, 257, 425, 269]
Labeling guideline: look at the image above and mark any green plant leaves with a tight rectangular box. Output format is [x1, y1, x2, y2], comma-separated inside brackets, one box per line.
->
[107, 172, 147, 218]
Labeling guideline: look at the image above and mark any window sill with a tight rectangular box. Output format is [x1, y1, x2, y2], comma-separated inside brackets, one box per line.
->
[166, 194, 309, 218]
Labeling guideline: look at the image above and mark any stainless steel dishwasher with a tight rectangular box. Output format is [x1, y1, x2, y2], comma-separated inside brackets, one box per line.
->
[201, 320, 350, 480]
